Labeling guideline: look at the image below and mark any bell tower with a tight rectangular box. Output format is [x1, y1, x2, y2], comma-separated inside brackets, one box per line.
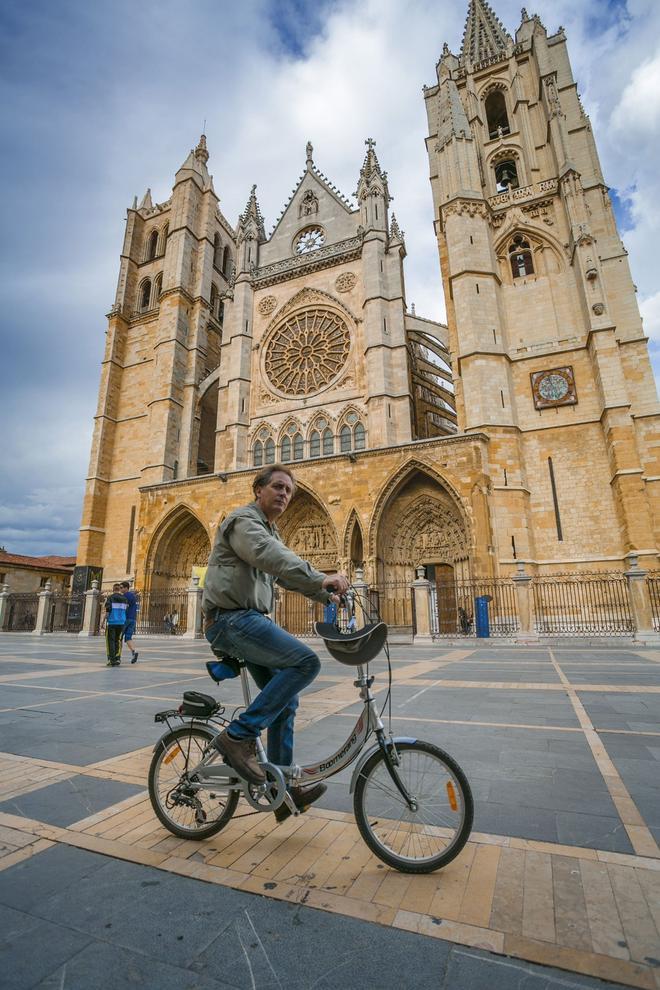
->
[424, 1, 660, 569]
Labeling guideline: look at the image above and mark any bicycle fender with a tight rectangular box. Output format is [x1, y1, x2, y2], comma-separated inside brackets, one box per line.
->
[151, 720, 220, 753]
[348, 736, 417, 794]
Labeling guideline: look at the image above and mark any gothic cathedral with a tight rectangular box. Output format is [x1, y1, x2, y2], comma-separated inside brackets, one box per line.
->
[77, 0, 660, 603]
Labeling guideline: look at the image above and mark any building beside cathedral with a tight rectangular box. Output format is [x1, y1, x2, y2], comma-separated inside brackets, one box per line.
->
[77, 0, 660, 622]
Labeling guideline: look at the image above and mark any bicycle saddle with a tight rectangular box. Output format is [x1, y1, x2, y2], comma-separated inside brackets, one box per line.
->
[314, 621, 388, 666]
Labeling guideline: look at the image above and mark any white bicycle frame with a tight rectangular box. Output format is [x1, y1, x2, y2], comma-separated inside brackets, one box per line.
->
[178, 660, 416, 815]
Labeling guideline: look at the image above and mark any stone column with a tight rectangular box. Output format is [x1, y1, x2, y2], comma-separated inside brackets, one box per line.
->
[411, 565, 433, 644]
[0, 584, 10, 631]
[183, 575, 204, 639]
[625, 554, 659, 643]
[351, 567, 369, 629]
[33, 580, 54, 636]
[79, 580, 101, 637]
[512, 561, 537, 641]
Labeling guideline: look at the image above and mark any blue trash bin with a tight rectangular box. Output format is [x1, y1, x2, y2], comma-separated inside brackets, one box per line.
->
[474, 595, 493, 638]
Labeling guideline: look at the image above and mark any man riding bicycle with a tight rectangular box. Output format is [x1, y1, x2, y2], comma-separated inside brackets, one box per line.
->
[202, 464, 349, 821]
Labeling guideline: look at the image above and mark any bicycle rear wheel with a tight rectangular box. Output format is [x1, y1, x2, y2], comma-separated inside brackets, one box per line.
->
[353, 740, 473, 873]
[148, 724, 239, 840]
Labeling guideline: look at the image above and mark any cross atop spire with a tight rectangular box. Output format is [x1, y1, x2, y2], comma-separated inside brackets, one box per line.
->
[359, 137, 386, 187]
[461, 0, 511, 64]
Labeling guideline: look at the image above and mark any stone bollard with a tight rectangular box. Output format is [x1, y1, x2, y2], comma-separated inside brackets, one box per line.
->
[512, 561, 538, 641]
[79, 580, 101, 637]
[625, 554, 660, 644]
[33, 580, 54, 636]
[351, 567, 369, 629]
[183, 575, 204, 639]
[411, 565, 433, 644]
[0, 584, 10, 631]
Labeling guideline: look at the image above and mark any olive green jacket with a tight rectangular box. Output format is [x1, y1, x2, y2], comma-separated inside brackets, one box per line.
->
[201, 502, 330, 615]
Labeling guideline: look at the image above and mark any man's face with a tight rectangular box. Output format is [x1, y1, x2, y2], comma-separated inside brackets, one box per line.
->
[256, 471, 294, 520]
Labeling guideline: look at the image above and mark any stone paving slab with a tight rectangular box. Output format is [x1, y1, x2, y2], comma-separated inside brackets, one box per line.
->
[0, 634, 659, 989]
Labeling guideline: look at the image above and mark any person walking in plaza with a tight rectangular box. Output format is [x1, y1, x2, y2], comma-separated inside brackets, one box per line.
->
[202, 464, 349, 822]
[105, 584, 128, 666]
[119, 581, 139, 663]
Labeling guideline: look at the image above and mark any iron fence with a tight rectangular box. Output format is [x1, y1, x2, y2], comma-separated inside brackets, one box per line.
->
[431, 578, 519, 638]
[647, 575, 660, 631]
[135, 591, 188, 636]
[2, 593, 39, 632]
[49, 594, 84, 633]
[532, 572, 634, 636]
[368, 583, 415, 634]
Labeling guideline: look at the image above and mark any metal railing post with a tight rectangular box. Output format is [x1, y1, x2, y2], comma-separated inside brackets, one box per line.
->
[352, 567, 369, 629]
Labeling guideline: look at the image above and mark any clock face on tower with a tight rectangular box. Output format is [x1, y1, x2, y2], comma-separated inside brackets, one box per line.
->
[530, 366, 578, 410]
[294, 227, 325, 254]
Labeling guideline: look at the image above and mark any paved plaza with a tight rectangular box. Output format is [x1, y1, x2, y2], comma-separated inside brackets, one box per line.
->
[0, 633, 658, 989]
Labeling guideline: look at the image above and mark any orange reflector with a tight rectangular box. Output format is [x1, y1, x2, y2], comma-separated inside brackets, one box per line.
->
[446, 781, 458, 811]
[164, 745, 182, 764]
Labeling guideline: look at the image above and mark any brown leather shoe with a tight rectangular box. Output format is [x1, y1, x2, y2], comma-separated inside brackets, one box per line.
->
[213, 729, 266, 785]
[274, 782, 327, 823]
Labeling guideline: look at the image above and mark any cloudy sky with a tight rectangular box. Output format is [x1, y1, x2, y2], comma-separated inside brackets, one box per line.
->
[1, 0, 659, 558]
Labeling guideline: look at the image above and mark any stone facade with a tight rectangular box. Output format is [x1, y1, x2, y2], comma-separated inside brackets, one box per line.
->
[77, 1, 660, 594]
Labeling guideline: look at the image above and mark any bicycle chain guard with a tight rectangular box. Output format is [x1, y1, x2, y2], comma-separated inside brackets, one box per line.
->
[242, 762, 288, 812]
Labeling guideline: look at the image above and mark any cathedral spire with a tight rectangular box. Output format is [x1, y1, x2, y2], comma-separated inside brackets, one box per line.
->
[237, 184, 266, 242]
[194, 133, 209, 166]
[357, 138, 391, 204]
[461, 0, 511, 63]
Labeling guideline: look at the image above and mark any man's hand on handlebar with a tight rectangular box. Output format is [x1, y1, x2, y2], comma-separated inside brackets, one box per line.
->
[322, 573, 350, 601]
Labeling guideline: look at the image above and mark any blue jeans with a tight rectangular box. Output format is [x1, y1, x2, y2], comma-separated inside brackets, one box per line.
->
[205, 609, 321, 766]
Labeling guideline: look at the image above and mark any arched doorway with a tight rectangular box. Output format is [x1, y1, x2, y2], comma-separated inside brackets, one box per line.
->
[148, 508, 211, 592]
[276, 489, 338, 635]
[374, 470, 470, 633]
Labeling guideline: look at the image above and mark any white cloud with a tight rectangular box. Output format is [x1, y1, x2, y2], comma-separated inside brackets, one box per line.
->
[611, 49, 660, 135]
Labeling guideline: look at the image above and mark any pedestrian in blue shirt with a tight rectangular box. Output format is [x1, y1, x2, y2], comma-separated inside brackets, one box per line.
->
[105, 584, 128, 666]
[119, 581, 139, 663]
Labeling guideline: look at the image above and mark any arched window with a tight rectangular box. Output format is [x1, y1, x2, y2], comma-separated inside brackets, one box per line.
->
[340, 425, 352, 452]
[154, 273, 163, 303]
[495, 159, 519, 192]
[253, 440, 263, 466]
[139, 278, 151, 311]
[147, 229, 159, 261]
[310, 430, 321, 458]
[265, 438, 275, 464]
[354, 422, 365, 450]
[222, 245, 231, 276]
[485, 90, 510, 140]
[508, 234, 534, 278]
[217, 300, 224, 327]
[210, 283, 218, 318]
[322, 428, 334, 455]
[160, 224, 168, 255]
[281, 436, 291, 462]
[213, 233, 222, 270]
[293, 433, 303, 460]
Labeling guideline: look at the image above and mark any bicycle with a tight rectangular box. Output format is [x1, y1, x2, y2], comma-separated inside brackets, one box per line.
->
[148, 591, 473, 873]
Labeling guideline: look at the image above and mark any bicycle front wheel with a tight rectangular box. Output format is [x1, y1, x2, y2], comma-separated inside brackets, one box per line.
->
[353, 740, 473, 873]
[148, 724, 239, 840]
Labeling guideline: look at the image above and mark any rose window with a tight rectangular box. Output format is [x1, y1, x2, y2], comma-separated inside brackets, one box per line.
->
[294, 227, 325, 254]
[264, 308, 350, 396]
